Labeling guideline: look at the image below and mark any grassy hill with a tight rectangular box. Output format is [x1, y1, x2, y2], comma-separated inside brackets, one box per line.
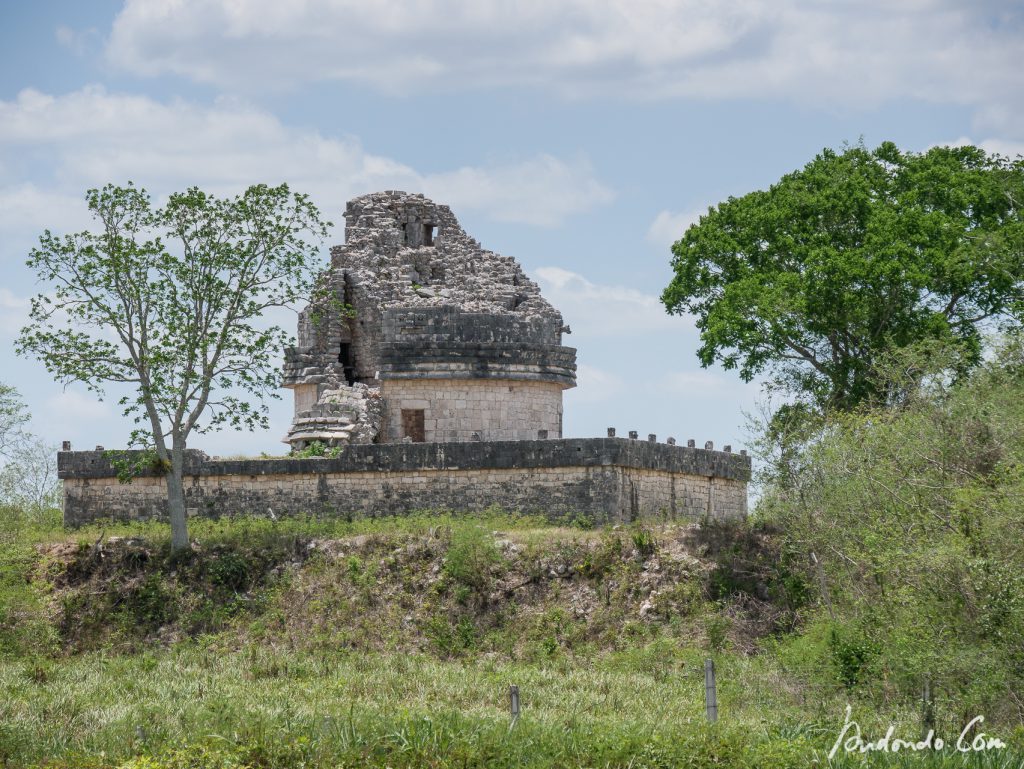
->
[0, 512, 1018, 767]
[4, 341, 1024, 767]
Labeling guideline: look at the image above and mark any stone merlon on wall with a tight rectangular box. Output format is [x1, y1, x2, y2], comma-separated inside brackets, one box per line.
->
[59, 439, 751, 481]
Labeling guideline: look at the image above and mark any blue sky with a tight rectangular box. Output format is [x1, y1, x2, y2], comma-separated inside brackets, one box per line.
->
[1, 1, 1021, 457]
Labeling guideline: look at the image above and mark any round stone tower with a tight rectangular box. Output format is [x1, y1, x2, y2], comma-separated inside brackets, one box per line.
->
[281, 191, 577, 446]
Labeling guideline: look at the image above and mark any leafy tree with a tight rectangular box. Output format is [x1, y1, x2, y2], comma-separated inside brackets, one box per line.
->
[661, 142, 1024, 411]
[0, 384, 57, 522]
[0, 435, 59, 513]
[0, 383, 30, 460]
[17, 184, 329, 551]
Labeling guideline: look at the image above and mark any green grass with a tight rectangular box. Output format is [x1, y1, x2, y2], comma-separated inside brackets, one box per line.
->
[1, 508, 1022, 768]
[47, 506, 555, 545]
[1, 644, 1020, 768]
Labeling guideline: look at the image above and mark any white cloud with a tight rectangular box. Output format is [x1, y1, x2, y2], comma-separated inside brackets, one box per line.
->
[0, 184, 91, 236]
[426, 155, 614, 228]
[646, 208, 706, 251]
[0, 86, 612, 229]
[936, 136, 1024, 160]
[55, 25, 101, 56]
[103, 0, 1024, 128]
[655, 371, 737, 397]
[564, 364, 626, 405]
[45, 390, 111, 423]
[533, 266, 687, 338]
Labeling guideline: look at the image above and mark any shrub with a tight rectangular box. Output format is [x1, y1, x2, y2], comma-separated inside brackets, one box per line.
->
[207, 551, 251, 592]
[441, 524, 502, 594]
[630, 525, 657, 558]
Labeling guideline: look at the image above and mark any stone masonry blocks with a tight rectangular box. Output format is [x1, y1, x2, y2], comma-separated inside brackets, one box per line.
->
[380, 379, 563, 442]
[59, 438, 750, 527]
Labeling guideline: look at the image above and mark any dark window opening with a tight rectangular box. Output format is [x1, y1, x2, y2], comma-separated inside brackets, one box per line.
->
[338, 342, 356, 386]
[401, 409, 425, 442]
[401, 221, 434, 248]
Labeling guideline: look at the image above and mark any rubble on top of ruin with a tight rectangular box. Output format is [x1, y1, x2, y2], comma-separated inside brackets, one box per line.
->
[332, 191, 565, 326]
[282, 190, 575, 451]
[284, 383, 384, 450]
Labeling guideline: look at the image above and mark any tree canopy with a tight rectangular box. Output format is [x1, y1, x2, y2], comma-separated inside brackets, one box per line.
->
[661, 142, 1024, 411]
[17, 183, 329, 550]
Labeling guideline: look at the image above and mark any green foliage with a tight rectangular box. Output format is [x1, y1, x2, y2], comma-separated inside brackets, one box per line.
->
[704, 613, 731, 653]
[16, 182, 331, 549]
[0, 437, 60, 514]
[2, 506, 1024, 766]
[424, 614, 479, 656]
[3, 641, 1018, 768]
[125, 574, 176, 628]
[662, 141, 1024, 411]
[0, 525, 60, 658]
[105, 448, 170, 484]
[629, 524, 657, 557]
[206, 551, 251, 592]
[307, 275, 356, 328]
[760, 334, 1024, 720]
[828, 623, 878, 689]
[17, 183, 330, 439]
[0, 382, 29, 460]
[441, 524, 503, 594]
[290, 440, 342, 458]
[0, 383, 59, 516]
[577, 530, 623, 579]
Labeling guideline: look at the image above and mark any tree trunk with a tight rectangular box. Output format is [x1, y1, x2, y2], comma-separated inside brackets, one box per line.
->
[166, 442, 190, 552]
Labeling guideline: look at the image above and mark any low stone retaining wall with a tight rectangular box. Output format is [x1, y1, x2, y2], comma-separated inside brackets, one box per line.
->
[59, 438, 750, 527]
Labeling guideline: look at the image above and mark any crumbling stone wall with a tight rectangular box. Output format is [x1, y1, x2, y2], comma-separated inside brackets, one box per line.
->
[280, 191, 576, 449]
[378, 307, 576, 386]
[60, 439, 750, 526]
[285, 384, 384, 448]
[333, 192, 567, 382]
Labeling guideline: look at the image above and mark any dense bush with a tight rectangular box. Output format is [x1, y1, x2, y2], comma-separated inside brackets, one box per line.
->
[759, 334, 1024, 725]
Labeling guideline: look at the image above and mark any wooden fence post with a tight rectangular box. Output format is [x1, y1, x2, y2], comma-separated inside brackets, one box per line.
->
[704, 659, 718, 723]
[509, 684, 520, 729]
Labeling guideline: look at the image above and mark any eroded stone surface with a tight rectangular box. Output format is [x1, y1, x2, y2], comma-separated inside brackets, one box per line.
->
[59, 440, 752, 526]
[281, 191, 576, 449]
[284, 383, 384, 449]
[334, 191, 562, 323]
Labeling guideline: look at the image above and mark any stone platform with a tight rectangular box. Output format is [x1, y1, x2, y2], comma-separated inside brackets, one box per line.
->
[59, 438, 750, 526]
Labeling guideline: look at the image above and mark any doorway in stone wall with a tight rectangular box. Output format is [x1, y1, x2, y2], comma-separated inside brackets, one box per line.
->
[338, 342, 356, 385]
[401, 409, 425, 442]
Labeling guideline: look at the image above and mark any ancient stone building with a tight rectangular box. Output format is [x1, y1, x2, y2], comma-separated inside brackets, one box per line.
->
[59, 191, 751, 526]
[281, 191, 576, 448]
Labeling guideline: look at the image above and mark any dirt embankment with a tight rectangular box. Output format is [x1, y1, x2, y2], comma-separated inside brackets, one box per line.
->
[34, 521, 801, 658]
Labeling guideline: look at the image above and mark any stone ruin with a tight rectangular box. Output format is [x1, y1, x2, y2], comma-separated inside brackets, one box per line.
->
[58, 190, 752, 527]
[282, 191, 577, 449]
[284, 383, 384, 448]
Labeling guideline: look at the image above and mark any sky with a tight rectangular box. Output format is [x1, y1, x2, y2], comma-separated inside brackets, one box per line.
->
[0, 0, 1022, 458]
